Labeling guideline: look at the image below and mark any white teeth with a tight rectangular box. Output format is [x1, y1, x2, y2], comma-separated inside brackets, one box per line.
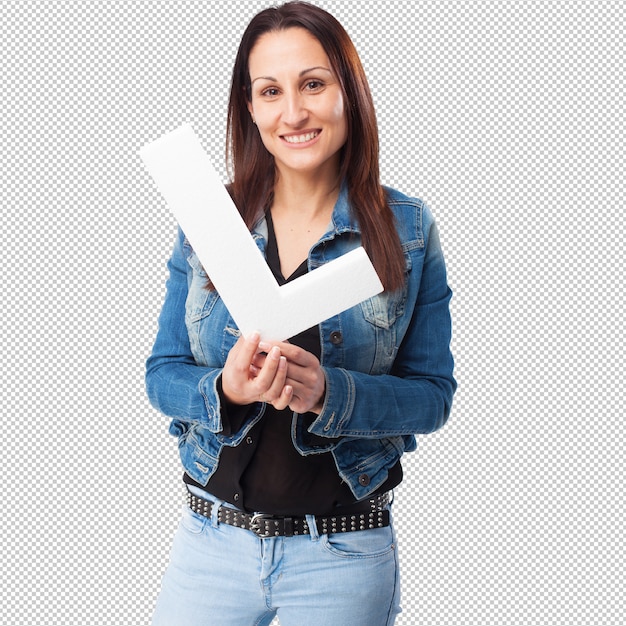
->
[283, 131, 318, 144]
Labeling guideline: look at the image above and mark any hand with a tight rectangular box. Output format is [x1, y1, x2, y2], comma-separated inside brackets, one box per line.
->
[221, 332, 294, 409]
[258, 340, 326, 414]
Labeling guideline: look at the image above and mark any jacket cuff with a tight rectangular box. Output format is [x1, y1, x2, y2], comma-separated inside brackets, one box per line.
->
[198, 370, 224, 433]
[215, 375, 255, 436]
[198, 370, 266, 442]
[307, 367, 353, 438]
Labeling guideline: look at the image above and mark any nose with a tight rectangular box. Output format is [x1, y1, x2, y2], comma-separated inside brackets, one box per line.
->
[281, 90, 308, 126]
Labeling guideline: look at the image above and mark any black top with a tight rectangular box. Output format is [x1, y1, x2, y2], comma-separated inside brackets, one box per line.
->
[184, 212, 402, 515]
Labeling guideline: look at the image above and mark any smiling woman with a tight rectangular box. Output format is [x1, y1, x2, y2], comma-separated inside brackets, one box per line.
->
[227, 1, 408, 293]
[245, 27, 349, 276]
[146, 2, 456, 625]
[246, 28, 348, 186]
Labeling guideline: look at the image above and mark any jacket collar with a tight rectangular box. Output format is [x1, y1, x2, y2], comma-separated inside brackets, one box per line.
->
[251, 180, 359, 248]
[327, 180, 360, 236]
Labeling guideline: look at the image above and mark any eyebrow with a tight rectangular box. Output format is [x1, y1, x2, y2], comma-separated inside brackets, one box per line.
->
[250, 66, 332, 85]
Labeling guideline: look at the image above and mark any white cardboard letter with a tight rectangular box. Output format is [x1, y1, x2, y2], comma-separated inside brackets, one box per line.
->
[140, 123, 383, 341]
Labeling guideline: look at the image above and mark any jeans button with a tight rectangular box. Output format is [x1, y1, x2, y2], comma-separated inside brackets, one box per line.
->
[358, 473, 371, 486]
[330, 331, 343, 345]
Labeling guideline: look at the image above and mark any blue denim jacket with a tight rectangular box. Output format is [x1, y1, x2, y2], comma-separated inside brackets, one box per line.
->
[146, 184, 456, 500]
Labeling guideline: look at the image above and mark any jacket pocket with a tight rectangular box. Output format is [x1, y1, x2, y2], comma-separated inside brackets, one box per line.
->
[359, 253, 411, 330]
[185, 249, 220, 322]
[178, 428, 220, 486]
[360, 289, 406, 330]
[184, 248, 224, 365]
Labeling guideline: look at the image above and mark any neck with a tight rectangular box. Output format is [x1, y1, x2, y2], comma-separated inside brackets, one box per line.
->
[272, 168, 341, 221]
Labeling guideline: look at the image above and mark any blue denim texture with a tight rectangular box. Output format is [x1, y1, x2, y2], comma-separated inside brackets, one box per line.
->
[146, 184, 456, 500]
[151, 488, 401, 625]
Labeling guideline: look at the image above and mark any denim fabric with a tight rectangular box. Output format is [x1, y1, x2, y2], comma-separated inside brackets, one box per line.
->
[151, 487, 401, 626]
[146, 184, 456, 499]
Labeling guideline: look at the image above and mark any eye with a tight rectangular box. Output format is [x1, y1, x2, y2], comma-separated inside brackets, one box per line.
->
[260, 87, 280, 98]
[304, 80, 324, 91]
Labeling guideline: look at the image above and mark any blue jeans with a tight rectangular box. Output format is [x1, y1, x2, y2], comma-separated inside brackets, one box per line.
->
[152, 488, 401, 625]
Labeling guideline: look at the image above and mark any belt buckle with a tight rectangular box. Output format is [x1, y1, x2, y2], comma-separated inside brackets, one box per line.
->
[249, 513, 274, 538]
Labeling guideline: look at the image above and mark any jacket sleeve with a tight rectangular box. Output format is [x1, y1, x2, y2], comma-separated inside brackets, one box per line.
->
[308, 217, 456, 439]
[145, 228, 263, 434]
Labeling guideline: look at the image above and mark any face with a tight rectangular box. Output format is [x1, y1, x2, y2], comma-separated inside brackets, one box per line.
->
[247, 27, 348, 180]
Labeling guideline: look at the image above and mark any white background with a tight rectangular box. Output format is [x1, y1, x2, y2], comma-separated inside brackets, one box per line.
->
[2, 1, 623, 624]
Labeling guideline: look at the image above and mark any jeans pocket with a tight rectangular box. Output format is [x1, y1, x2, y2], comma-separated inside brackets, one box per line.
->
[322, 525, 396, 559]
[180, 506, 208, 535]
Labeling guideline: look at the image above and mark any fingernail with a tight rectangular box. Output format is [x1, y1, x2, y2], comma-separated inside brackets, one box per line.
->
[258, 341, 271, 351]
[248, 331, 260, 342]
[270, 346, 280, 359]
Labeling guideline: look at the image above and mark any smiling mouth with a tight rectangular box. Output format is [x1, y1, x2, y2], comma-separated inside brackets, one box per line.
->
[282, 131, 320, 144]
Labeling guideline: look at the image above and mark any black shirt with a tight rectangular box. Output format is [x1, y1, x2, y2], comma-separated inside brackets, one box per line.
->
[184, 212, 402, 515]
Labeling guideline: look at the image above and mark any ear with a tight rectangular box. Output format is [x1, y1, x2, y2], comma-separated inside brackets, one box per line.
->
[246, 100, 255, 123]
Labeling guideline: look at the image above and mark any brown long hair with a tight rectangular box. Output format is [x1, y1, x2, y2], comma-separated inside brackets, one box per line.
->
[226, 1, 405, 291]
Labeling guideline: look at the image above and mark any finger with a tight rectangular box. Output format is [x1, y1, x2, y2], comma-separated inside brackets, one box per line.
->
[283, 358, 322, 388]
[249, 363, 260, 377]
[236, 331, 262, 365]
[284, 365, 326, 414]
[267, 343, 319, 385]
[261, 357, 292, 409]
[251, 351, 267, 370]
[222, 332, 267, 405]
[261, 354, 288, 401]
[253, 346, 283, 392]
[270, 383, 294, 411]
[264, 341, 311, 365]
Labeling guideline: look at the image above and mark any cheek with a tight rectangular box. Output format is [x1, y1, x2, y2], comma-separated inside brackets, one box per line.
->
[256, 129, 275, 156]
[328, 95, 348, 142]
[250, 99, 274, 128]
[251, 108, 277, 148]
[330, 93, 345, 122]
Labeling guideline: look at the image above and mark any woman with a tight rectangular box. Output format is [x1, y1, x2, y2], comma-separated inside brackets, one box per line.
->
[146, 2, 455, 625]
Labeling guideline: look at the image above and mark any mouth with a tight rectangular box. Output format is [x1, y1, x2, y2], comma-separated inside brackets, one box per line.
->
[281, 130, 321, 144]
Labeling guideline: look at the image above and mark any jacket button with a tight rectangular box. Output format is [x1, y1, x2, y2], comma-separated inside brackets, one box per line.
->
[233, 493, 240, 502]
[358, 473, 371, 486]
[330, 331, 343, 345]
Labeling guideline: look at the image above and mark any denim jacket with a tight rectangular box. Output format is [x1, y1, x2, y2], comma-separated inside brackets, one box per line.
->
[146, 184, 456, 500]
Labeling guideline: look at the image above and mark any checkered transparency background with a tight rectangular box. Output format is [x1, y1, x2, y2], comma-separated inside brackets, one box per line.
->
[2, 0, 623, 624]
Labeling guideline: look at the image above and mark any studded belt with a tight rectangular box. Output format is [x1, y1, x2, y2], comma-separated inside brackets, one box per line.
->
[186, 489, 391, 538]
